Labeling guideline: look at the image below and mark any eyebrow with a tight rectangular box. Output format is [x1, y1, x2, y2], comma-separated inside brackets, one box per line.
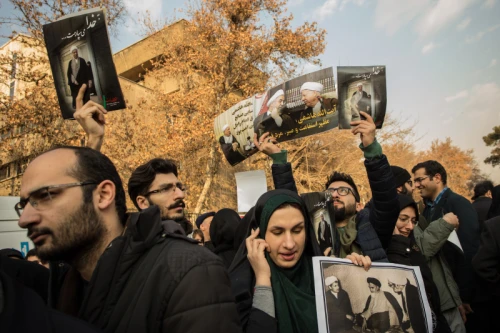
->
[269, 221, 305, 231]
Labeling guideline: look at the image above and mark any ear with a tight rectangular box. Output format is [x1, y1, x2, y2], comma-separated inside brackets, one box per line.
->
[355, 202, 362, 212]
[135, 195, 151, 210]
[396, 185, 404, 194]
[95, 180, 116, 211]
[433, 173, 442, 184]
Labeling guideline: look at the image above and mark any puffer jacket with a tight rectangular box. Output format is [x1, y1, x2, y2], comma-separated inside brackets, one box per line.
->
[413, 217, 462, 312]
[48, 206, 242, 333]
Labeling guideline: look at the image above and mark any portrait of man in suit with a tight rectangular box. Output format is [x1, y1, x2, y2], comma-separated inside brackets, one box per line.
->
[350, 82, 371, 121]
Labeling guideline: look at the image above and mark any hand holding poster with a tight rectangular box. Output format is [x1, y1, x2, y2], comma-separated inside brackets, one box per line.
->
[43, 8, 125, 119]
[313, 257, 432, 333]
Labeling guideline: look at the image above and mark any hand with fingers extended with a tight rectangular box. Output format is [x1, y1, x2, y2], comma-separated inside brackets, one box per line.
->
[74, 84, 107, 151]
[346, 252, 372, 271]
[350, 111, 376, 148]
[246, 228, 272, 287]
[253, 132, 281, 156]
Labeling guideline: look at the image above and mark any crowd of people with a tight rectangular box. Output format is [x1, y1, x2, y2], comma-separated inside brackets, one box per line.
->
[1, 85, 499, 333]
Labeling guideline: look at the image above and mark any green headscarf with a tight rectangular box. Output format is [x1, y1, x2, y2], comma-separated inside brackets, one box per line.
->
[258, 191, 319, 333]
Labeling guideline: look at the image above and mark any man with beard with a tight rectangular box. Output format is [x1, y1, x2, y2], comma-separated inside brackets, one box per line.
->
[67, 46, 91, 109]
[360, 277, 402, 332]
[15, 147, 241, 332]
[324, 275, 354, 333]
[254, 89, 295, 137]
[128, 158, 193, 235]
[219, 125, 246, 166]
[387, 277, 426, 333]
[254, 111, 399, 268]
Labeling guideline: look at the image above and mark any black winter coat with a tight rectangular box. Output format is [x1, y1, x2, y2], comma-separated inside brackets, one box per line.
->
[472, 196, 492, 232]
[472, 216, 500, 297]
[48, 206, 242, 333]
[0, 271, 101, 333]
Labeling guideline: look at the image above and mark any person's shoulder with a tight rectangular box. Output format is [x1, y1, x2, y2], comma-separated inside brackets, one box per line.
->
[446, 189, 473, 205]
[160, 237, 222, 266]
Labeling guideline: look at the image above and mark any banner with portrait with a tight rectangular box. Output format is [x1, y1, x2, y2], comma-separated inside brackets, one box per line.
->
[313, 257, 432, 333]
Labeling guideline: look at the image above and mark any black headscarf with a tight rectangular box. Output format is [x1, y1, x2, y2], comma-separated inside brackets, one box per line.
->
[209, 208, 241, 268]
[487, 185, 500, 219]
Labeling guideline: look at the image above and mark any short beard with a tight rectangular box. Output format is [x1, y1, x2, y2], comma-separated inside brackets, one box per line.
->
[333, 201, 356, 222]
[34, 200, 105, 264]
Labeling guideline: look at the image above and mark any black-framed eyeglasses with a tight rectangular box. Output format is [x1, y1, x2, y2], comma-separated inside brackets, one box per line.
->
[325, 186, 355, 198]
[144, 182, 186, 197]
[15, 181, 97, 217]
[413, 176, 429, 184]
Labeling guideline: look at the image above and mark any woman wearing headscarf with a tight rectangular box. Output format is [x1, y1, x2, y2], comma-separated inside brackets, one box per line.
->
[229, 189, 322, 333]
[386, 194, 451, 333]
[209, 208, 241, 269]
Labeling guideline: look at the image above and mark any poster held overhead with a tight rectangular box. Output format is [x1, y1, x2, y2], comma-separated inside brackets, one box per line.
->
[313, 257, 432, 333]
[337, 66, 387, 129]
[43, 8, 126, 119]
[214, 67, 338, 166]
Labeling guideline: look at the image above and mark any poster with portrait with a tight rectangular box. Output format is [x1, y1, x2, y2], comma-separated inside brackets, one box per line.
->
[43, 8, 125, 119]
[300, 191, 335, 256]
[313, 257, 432, 333]
[214, 67, 338, 166]
[337, 66, 387, 129]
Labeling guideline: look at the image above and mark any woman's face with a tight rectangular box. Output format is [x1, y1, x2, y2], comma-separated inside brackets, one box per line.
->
[264, 206, 306, 269]
[395, 206, 417, 237]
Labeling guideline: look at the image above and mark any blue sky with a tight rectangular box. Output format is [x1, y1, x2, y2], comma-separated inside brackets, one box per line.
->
[2, 0, 500, 181]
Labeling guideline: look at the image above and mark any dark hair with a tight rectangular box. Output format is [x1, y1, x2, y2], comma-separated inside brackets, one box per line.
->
[45, 146, 127, 224]
[128, 158, 178, 210]
[411, 160, 447, 185]
[325, 171, 360, 202]
[26, 249, 37, 258]
[472, 180, 494, 200]
[192, 229, 204, 243]
[487, 185, 500, 219]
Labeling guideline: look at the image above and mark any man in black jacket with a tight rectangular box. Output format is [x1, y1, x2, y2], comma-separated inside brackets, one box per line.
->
[412, 160, 480, 332]
[471, 180, 494, 231]
[16, 146, 241, 333]
[254, 111, 399, 266]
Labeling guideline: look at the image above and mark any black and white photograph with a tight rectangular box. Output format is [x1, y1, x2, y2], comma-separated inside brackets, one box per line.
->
[43, 8, 125, 119]
[337, 66, 387, 129]
[314, 257, 432, 333]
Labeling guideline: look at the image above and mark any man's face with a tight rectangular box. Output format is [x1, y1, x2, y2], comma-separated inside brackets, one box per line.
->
[397, 179, 414, 197]
[270, 95, 285, 109]
[328, 181, 358, 221]
[145, 173, 186, 221]
[357, 85, 363, 92]
[329, 280, 340, 293]
[389, 282, 405, 294]
[368, 282, 380, 293]
[72, 49, 78, 59]
[224, 127, 231, 136]
[301, 90, 320, 108]
[18, 150, 105, 263]
[413, 167, 438, 200]
[199, 215, 213, 239]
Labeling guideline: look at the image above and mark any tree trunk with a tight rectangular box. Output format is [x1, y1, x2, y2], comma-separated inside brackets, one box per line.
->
[194, 141, 218, 214]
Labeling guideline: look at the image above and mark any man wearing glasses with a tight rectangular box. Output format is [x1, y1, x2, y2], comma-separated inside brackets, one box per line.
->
[412, 160, 481, 333]
[127, 158, 193, 234]
[255, 111, 400, 269]
[15, 146, 241, 333]
[390, 164, 463, 332]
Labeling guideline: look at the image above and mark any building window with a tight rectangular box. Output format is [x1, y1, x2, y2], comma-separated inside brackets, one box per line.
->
[9, 81, 16, 100]
[0, 164, 11, 180]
